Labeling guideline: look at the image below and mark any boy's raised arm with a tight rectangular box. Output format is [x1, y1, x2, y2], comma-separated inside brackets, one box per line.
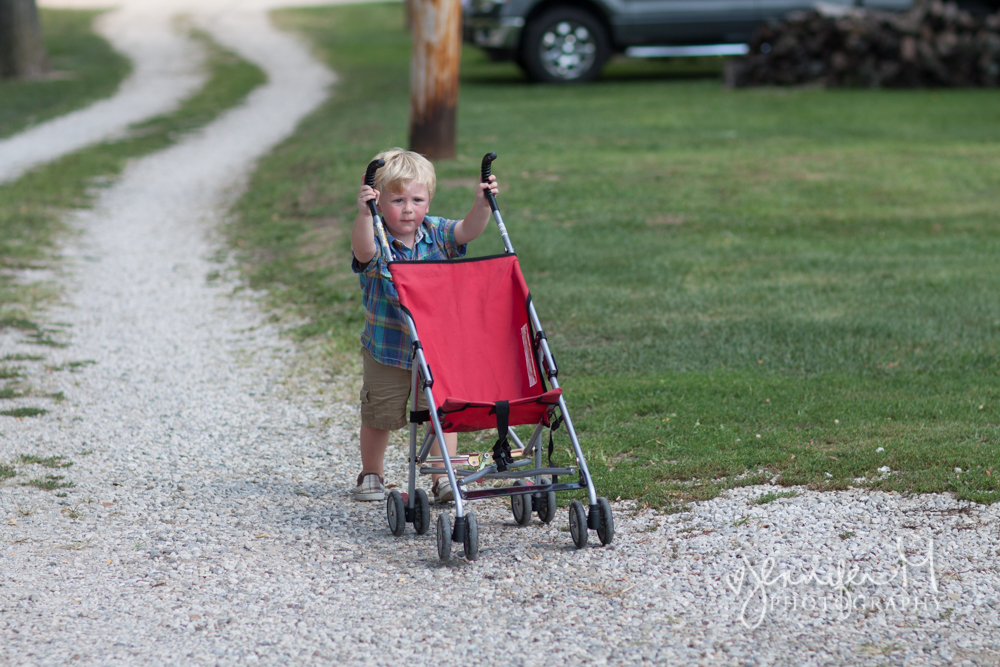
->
[352, 181, 379, 264]
[454, 175, 499, 246]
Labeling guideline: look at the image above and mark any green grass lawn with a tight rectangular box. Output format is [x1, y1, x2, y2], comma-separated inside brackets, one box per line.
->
[232, 3, 1000, 509]
[0, 9, 130, 140]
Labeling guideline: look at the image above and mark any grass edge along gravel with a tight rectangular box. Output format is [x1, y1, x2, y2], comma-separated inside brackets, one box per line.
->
[227, 2, 1000, 511]
[0, 29, 267, 317]
[0, 30, 267, 428]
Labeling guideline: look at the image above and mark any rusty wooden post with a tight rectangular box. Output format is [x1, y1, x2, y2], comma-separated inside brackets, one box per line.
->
[404, 0, 414, 31]
[409, 0, 461, 159]
[0, 0, 49, 79]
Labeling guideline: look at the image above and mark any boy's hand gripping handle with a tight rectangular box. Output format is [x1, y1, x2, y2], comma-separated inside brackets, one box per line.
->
[364, 158, 394, 263]
[364, 159, 384, 220]
[481, 151, 514, 254]
[481, 152, 499, 213]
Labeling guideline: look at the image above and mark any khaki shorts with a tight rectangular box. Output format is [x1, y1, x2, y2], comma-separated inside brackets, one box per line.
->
[360, 348, 428, 431]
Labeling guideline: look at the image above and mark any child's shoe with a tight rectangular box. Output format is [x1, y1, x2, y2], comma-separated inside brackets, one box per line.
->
[354, 473, 385, 502]
[432, 477, 454, 504]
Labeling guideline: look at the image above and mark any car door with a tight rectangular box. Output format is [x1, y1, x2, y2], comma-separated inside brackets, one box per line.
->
[607, 0, 762, 46]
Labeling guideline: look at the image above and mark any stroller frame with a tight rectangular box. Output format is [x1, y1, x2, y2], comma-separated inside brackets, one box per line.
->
[363, 153, 614, 561]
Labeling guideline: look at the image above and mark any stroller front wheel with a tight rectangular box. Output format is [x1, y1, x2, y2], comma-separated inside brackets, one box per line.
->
[569, 500, 588, 549]
[412, 488, 431, 535]
[596, 497, 614, 546]
[386, 490, 405, 537]
[510, 480, 532, 526]
[436, 512, 452, 562]
[463, 512, 480, 561]
[535, 477, 557, 524]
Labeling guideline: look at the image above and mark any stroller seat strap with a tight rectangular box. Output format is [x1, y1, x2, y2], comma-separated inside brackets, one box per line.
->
[492, 400, 515, 472]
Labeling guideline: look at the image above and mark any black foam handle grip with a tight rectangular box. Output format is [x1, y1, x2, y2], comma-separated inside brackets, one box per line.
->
[364, 159, 384, 187]
[364, 159, 384, 220]
[481, 152, 499, 213]
[481, 152, 497, 183]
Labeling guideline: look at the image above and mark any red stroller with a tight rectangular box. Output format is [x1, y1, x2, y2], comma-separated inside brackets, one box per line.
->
[363, 153, 614, 561]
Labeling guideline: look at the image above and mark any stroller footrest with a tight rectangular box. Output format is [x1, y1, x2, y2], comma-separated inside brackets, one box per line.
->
[419, 458, 536, 478]
[419, 467, 481, 477]
[453, 459, 544, 486]
[461, 481, 586, 501]
[484, 467, 576, 480]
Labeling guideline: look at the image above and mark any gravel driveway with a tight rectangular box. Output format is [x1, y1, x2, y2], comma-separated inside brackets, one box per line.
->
[2, 2, 1000, 665]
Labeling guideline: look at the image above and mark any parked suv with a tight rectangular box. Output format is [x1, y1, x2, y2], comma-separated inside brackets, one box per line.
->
[463, 0, 930, 82]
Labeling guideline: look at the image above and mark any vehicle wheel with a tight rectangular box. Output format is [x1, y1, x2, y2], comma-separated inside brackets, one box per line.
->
[569, 500, 588, 549]
[596, 497, 614, 546]
[520, 7, 610, 83]
[536, 477, 557, 524]
[436, 512, 452, 562]
[511, 480, 532, 526]
[386, 490, 405, 537]
[463, 512, 480, 561]
[413, 488, 431, 535]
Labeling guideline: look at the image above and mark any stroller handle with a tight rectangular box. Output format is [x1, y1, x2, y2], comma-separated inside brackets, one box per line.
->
[481, 152, 499, 214]
[479, 151, 512, 253]
[363, 158, 394, 261]
[364, 159, 384, 226]
[364, 158, 384, 188]
[480, 152, 497, 183]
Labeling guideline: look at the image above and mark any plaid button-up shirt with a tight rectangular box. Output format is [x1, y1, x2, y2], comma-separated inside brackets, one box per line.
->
[352, 216, 467, 369]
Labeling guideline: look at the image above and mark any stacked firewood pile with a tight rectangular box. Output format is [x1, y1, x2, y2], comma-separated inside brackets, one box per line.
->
[728, 1, 1000, 87]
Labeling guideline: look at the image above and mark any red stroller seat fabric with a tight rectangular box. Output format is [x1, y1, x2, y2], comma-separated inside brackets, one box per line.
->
[389, 254, 561, 433]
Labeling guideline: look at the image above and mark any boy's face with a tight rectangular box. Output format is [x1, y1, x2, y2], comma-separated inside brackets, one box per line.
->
[379, 179, 430, 246]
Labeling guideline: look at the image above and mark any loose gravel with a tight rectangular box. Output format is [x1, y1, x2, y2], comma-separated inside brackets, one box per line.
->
[2, 2, 1000, 665]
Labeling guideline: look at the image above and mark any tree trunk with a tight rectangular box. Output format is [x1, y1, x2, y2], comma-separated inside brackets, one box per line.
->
[0, 0, 49, 79]
[409, 0, 461, 159]
[404, 0, 415, 32]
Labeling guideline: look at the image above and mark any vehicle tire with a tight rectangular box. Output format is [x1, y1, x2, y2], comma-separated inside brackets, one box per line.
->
[569, 500, 588, 549]
[386, 490, 405, 537]
[596, 497, 614, 546]
[511, 480, 532, 526]
[520, 7, 610, 83]
[413, 488, 431, 535]
[463, 512, 480, 561]
[536, 477, 557, 524]
[437, 512, 452, 562]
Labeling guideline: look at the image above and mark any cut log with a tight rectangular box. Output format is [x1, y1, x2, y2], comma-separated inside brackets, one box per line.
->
[728, 0, 1000, 88]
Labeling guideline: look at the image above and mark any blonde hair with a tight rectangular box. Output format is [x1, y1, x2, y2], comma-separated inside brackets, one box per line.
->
[372, 148, 436, 201]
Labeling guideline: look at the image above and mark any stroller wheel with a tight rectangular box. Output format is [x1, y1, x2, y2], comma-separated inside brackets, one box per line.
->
[510, 480, 532, 526]
[463, 512, 480, 561]
[596, 497, 614, 546]
[436, 512, 452, 562]
[536, 477, 557, 524]
[386, 490, 405, 537]
[413, 488, 431, 535]
[569, 500, 588, 549]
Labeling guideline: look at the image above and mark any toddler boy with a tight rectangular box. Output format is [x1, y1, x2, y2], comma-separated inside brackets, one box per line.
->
[351, 148, 499, 503]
